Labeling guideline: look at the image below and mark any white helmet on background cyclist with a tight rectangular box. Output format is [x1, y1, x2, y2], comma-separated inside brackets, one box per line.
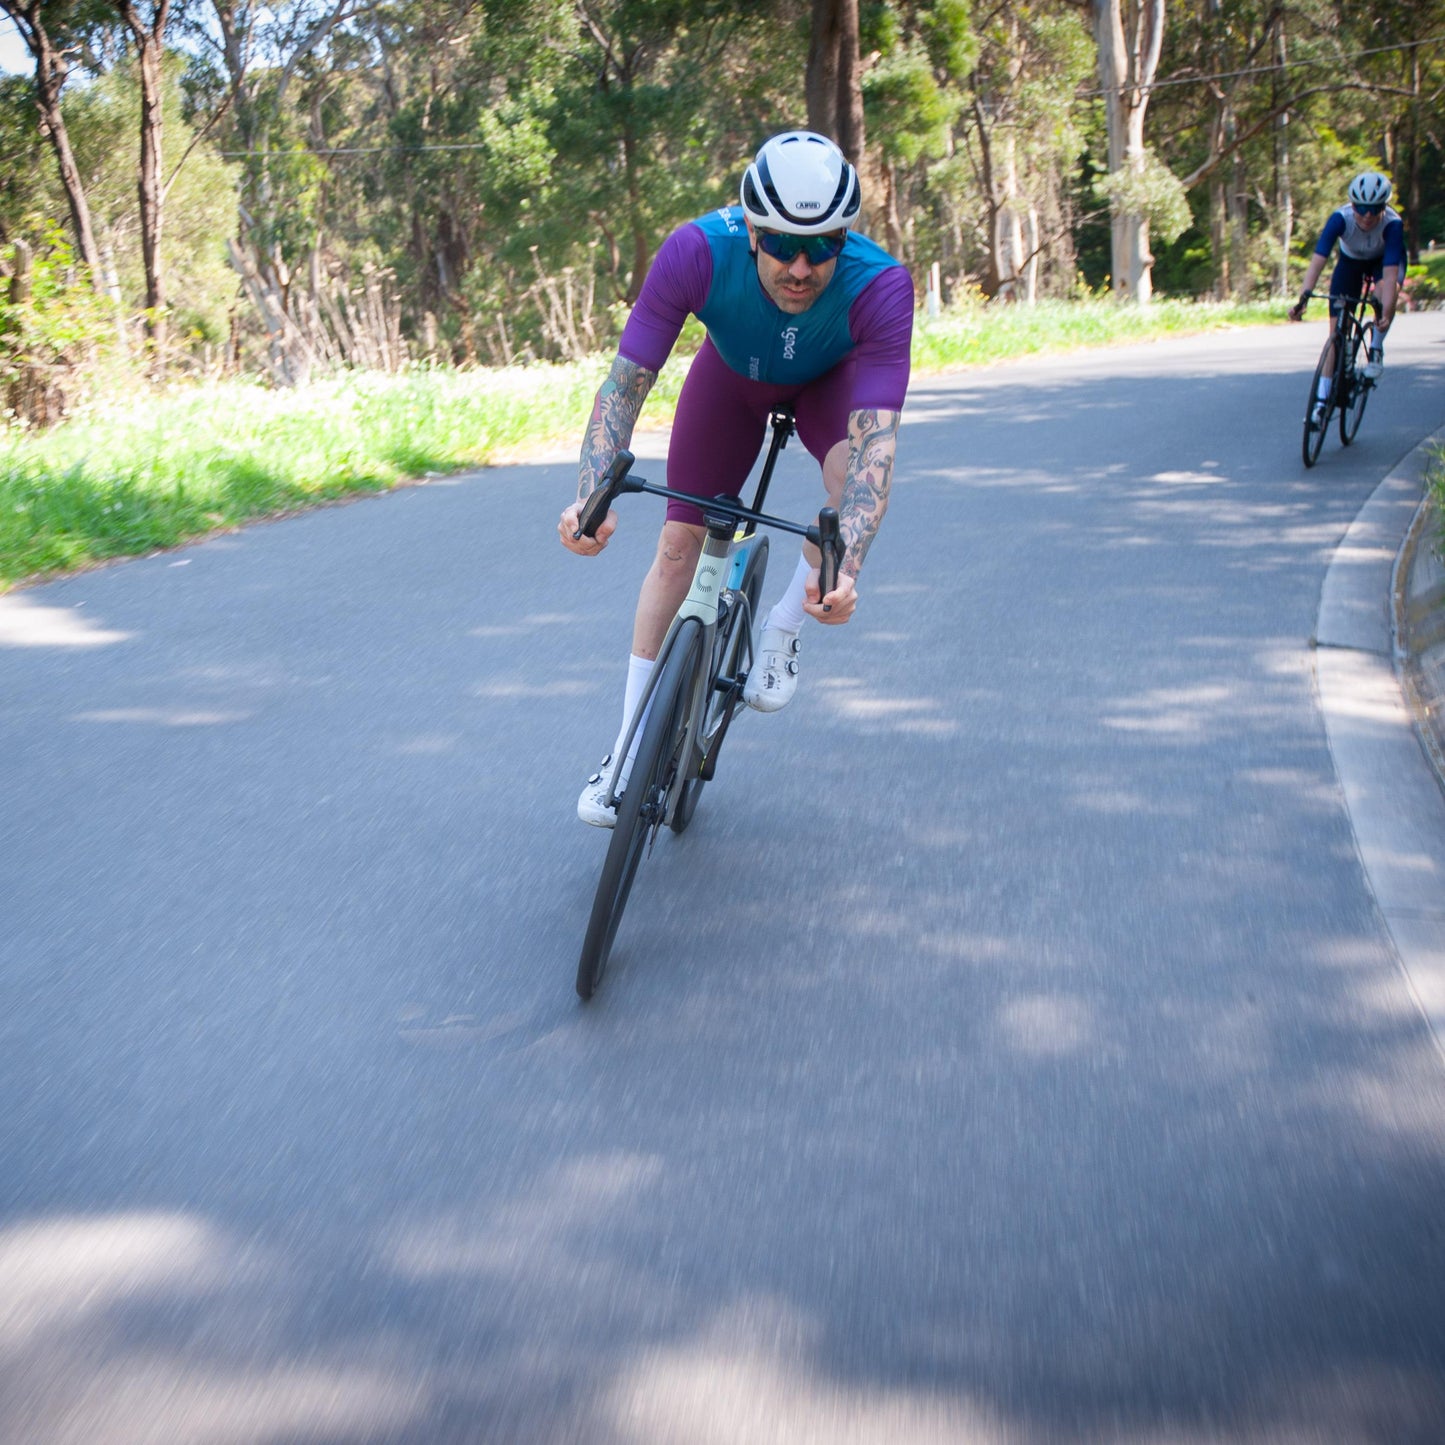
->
[1348, 171, 1392, 208]
[739, 131, 861, 235]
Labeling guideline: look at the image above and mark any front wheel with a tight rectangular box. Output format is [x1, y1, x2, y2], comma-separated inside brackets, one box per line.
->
[1302, 333, 1335, 469]
[673, 534, 769, 834]
[576, 620, 702, 999]
[1340, 320, 1373, 445]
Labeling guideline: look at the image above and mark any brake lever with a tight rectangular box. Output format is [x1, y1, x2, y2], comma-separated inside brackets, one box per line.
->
[574, 449, 636, 539]
[815, 507, 843, 611]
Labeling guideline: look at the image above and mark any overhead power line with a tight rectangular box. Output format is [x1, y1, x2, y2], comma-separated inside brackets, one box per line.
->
[1079, 32, 1445, 98]
[217, 33, 1445, 157]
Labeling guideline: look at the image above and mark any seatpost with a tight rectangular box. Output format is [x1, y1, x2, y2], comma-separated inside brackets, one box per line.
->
[746, 406, 795, 529]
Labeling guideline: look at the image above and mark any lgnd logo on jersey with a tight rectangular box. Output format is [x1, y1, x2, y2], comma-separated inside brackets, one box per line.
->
[781, 325, 799, 360]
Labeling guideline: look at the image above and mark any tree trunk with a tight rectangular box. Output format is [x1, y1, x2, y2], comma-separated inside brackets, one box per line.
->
[1090, 0, 1164, 304]
[1274, 17, 1292, 295]
[0, 2, 108, 291]
[115, 0, 174, 361]
[805, 0, 871, 227]
[806, 0, 865, 160]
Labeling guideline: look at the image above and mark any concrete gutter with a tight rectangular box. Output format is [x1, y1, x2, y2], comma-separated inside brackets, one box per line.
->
[1315, 428, 1445, 1062]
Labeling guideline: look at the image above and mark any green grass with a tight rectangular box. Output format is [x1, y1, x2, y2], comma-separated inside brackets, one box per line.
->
[911, 295, 1284, 371]
[0, 296, 1286, 589]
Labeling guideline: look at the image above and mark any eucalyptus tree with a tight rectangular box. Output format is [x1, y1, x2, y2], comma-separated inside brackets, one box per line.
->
[855, 0, 969, 265]
[555, 0, 796, 305]
[1080, 0, 1175, 302]
[806, 0, 866, 161]
[958, 1, 1094, 301]
[109, 0, 179, 351]
[178, 1, 377, 378]
[0, 0, 112, 289]
[1144, 0, 1444, 298]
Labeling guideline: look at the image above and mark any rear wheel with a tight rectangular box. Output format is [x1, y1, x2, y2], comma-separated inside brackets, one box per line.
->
[1340, 318, 1373, 445]
[576, 621, 702, 999]
[673, 534, 769, 834]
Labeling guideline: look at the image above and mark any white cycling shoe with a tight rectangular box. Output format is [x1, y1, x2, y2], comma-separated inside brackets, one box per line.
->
[1363, 348, 1384, 381]
[743, 626, 802, 713]
[578, 753, 629, 829]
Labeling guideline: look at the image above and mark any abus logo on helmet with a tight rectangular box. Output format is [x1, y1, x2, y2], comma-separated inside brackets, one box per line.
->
[796, 201, 822, 210]
[782, 326, 799, 360]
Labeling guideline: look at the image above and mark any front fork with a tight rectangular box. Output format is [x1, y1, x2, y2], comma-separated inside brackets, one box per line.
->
[603, 517, 738, 818]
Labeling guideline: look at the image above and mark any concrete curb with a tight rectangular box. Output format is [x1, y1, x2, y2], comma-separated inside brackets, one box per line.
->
[1315, 427, 1445, 1063]
[1397, 492, 1445, 787]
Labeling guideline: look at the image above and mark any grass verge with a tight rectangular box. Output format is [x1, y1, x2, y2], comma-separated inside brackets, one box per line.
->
[2, 296, 1285, 589]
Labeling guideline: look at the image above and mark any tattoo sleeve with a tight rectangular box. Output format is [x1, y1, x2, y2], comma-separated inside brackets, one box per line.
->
[839, 408, 900, 578]
[578, 355, 658, 501]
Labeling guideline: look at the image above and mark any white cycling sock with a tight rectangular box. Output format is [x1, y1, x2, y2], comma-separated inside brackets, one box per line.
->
[1316, 375, 1331, 402]
[613, 653, 655, 768]
[763, 553, 813, 635]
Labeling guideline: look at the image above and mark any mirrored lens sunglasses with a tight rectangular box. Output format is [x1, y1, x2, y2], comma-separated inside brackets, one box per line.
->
[1353, 203, 1385, 216]
[756, 230, 847, 265]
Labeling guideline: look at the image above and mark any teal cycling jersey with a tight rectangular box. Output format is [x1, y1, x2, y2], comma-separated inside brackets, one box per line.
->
[692, 208, 901, 386]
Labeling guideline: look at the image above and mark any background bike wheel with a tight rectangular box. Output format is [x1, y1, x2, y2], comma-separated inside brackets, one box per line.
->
[673, 534, 769, 834]
[1340, 321, 1373, 445]
[575, 621, 701, 999]
[1302, 338, 1333, 468]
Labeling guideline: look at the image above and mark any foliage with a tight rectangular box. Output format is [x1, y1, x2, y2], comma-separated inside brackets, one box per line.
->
[63, 53, 237, 346]
[1, 299, 1285, 586]
[0, 225, 125, 424]
[0, 0, 1438, 379]
[1095, 149, 1192, 246]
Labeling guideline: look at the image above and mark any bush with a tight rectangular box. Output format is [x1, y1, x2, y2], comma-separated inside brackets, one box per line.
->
[1, 226, 124, 428]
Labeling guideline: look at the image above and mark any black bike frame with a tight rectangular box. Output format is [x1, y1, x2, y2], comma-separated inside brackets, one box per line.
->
[575, 406, 843, 826]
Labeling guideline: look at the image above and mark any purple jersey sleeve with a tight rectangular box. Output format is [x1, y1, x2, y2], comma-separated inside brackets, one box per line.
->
[847, 266, 914, 411]
[618, 225, 712, 373]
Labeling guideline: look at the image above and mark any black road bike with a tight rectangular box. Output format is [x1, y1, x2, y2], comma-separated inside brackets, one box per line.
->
[1300, 277, 1382, 468]
[570, 407, 843, 1000]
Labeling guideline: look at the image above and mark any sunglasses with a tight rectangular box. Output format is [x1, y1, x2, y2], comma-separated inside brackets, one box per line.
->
[755, 229, 847, 265]
[1353, 203, 1385, 217]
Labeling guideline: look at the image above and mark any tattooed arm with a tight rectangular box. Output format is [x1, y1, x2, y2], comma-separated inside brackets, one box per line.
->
[559, 354, 658, 556]
[802, 407, 900, 625]
[838, 407, 900, 578]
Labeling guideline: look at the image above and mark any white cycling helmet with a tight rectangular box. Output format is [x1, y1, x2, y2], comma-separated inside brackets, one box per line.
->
[739, 131, 861, 235]
[1348, 171, 1391, 207]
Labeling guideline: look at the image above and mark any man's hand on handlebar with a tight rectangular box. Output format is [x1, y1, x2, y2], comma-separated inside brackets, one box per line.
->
[804, 569, 857, 624]
[1287, 291, 1312, 323]
[558, 498, 616, 556]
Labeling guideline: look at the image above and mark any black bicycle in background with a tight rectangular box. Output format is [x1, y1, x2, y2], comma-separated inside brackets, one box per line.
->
[1299, 276, 1382, 468]
[570, 407, 843, 1000]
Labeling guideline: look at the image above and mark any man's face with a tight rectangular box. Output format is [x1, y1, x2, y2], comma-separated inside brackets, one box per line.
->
[745, 219, 841, 313]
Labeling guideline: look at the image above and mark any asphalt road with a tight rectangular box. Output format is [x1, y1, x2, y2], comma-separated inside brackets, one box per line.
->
[3, 316, 1445, 1443]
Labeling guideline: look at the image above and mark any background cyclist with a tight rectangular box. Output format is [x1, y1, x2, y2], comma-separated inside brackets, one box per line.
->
[1288, 170, 1406, 425]
[557, 130, 914, 828]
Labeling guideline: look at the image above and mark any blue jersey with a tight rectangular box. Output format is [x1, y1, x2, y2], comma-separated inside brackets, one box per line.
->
[1315, 205, 1406, 268]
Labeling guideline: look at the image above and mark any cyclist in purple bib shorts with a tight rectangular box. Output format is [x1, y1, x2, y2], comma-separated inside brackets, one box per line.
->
[558, 130, 915, 828]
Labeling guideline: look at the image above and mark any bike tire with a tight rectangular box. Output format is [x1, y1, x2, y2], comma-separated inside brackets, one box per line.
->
[1339, 318, 1373, 445]
[576, 620, 703, 999]
[1302, 333, 1334, 469]
[673, 534, 769, 834]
